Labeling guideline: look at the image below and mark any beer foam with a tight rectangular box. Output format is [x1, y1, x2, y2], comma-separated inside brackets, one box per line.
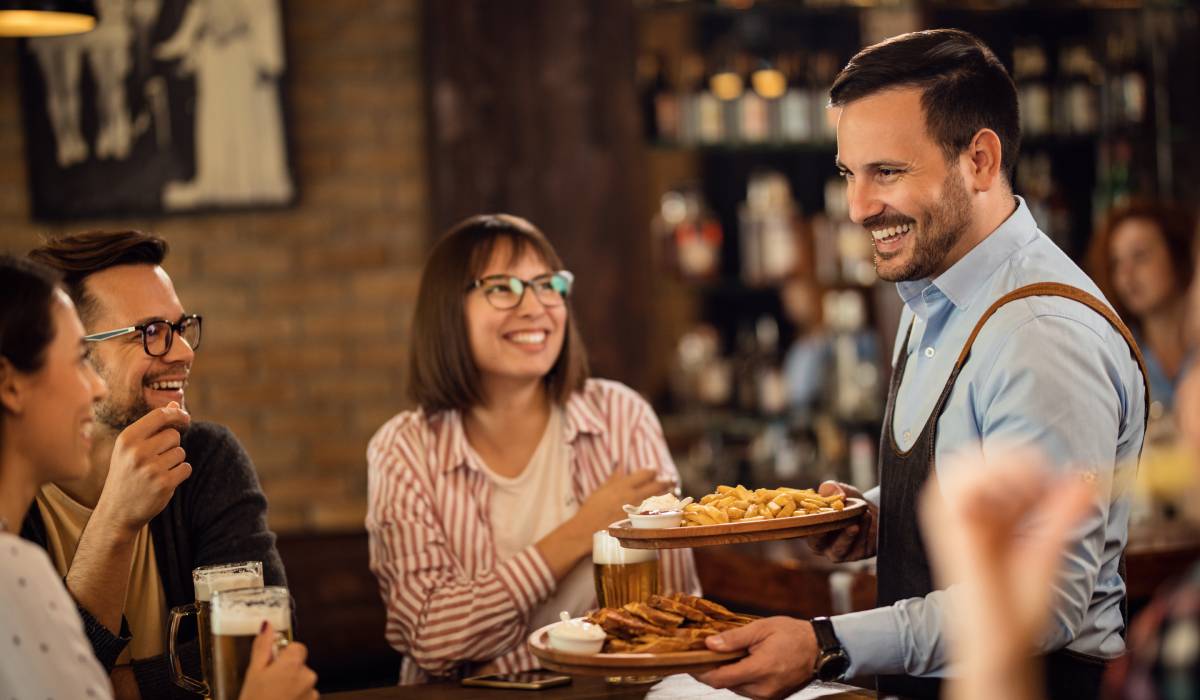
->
[210, 606, 291, 636]
[592, 530, 657, 565]
[194, 573, 264, 602]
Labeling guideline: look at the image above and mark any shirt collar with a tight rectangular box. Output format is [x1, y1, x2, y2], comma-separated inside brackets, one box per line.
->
[438, 391, 606, 474]
[895, 196, 1037, 313]
[564, 389, 607, 441]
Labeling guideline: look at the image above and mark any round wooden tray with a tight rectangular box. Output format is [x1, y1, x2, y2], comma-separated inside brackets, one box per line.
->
[527, 621, 745, 677]
[608, 497, 867, 549]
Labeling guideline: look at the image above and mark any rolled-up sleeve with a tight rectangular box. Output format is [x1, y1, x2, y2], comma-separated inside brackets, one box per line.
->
[834, 313, 1139, 677]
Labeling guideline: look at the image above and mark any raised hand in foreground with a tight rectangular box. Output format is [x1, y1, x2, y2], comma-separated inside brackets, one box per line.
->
[920, 449, 1094, 700]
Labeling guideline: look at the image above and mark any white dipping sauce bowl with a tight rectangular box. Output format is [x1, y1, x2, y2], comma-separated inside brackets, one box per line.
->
[548, 619, 605, 654]
[628, 511, 684, 529]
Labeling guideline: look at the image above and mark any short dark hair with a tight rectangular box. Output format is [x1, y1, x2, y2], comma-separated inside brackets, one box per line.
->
[28, 230, 168, 325]
[830, 28, 1021, 185]
[1086, 198, 1197, 325]
[408, 214, 589, 413]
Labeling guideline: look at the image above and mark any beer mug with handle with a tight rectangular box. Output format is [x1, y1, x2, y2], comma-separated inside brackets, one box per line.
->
[209, 586, 293, 700]
[168, 561, 264, 697]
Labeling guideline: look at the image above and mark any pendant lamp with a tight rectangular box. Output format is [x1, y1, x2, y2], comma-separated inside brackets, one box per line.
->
[0, 1, 96, 37]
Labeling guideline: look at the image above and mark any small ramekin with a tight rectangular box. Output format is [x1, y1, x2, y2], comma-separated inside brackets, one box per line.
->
[628, 511, 684, 529]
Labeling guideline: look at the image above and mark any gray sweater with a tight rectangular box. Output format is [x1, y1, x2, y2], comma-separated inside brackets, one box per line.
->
[21, 421, 287, 699]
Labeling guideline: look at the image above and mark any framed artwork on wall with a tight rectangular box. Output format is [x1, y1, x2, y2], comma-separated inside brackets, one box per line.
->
[19, 0, 295, 220]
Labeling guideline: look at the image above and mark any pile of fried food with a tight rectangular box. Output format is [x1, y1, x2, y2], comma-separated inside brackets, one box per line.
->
[682, 484, 844, 527]
[586, 593, 754, 653]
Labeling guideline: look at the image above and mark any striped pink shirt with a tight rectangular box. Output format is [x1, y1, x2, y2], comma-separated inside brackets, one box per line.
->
[366, 379, 701, 684]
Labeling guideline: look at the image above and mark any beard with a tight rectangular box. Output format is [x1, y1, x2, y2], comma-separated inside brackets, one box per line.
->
[90, 356, 171, 431]
[871, 168, 973, 282]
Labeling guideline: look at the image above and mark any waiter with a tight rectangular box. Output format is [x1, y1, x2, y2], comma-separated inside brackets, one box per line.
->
[696, 28, 1147, 700]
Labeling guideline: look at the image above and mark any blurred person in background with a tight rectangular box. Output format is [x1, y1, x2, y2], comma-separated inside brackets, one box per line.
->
[22, 231, 286, 700]
[1088, 199, 1196, 416]
[780, 277, 833, 413]
[920, 249, 1200, 700]
[0, 256, 316, 700]
[366, 214, 700, 683]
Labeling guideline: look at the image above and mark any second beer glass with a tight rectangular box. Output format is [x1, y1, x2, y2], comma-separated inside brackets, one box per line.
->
[209, 586, 293, 700]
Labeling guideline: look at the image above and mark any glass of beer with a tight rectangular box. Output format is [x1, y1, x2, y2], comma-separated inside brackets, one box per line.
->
[209, 586, 293, 700]
[593, 529, 659, 608]
[168, 561, 264, 697]
[593, 530, 660, 685]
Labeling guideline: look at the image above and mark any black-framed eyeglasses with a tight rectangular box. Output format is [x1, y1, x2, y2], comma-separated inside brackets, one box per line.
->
[83, 314, 203, 357]
[467, 271, 574, 310]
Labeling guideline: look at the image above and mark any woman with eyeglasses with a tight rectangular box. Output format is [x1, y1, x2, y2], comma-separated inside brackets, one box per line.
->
[366, 214, 701, 683]
[0, 256, 317, 700]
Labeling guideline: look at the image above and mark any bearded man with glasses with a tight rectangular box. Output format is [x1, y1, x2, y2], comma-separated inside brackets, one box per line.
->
[20, 231, 286, 700]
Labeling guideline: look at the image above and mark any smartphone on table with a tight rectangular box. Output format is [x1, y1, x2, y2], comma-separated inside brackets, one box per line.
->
[461, 671, 572, 690]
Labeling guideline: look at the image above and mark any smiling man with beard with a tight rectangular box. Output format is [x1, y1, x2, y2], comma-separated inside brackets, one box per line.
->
[19, 231, 286, 700]
[694, 29, 1148, 700]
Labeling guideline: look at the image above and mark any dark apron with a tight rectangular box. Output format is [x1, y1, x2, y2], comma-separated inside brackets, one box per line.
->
[875, 283, 1150, 700]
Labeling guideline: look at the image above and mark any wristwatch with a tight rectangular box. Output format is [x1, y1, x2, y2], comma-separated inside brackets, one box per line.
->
[810, 617, 851, 681]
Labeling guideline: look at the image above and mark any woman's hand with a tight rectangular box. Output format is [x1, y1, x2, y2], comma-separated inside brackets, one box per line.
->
[538, 469, 673, 579]
[574, 469, 674, 534]
[238, 622, 319, 700]
[920, 450, 1094, 700]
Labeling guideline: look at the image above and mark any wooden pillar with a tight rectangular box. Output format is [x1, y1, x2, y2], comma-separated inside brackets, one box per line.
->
[424, 0, 651, 389]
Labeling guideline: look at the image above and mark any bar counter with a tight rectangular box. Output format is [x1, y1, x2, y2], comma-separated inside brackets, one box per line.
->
[327, 676, 877, 699]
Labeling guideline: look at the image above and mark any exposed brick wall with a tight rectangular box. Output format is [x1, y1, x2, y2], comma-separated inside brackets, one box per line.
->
[0, 0, 429, 532]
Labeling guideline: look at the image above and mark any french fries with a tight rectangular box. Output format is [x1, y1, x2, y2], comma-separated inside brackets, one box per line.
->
[681, 485, 844, 527]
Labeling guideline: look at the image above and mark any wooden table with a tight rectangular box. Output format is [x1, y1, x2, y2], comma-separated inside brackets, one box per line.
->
[326, 677, 878, 699]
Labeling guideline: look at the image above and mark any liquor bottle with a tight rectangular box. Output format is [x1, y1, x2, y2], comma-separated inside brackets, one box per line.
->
[1057, 44, 1099, 136]
[638, 52, 679, 144]
[678, 53, 706, 146]
[779, 51, 814, 143]
[739, 171, 799, 286]
[750, 56, 787, 143]
[810, 51, 840, 143]
[1013, 41, 1052, 138]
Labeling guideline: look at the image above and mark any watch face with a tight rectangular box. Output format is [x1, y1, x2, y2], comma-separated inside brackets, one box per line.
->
[817, 651, 850, 681]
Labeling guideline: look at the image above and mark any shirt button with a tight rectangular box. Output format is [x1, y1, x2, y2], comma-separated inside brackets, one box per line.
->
[903, 430, 912, 441]
[924, 347, 935, 358]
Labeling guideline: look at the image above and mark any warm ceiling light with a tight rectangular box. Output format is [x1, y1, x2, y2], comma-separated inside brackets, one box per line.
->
[710, 71, 744, 101]
[0, 1, 95, 37]
[751, 68, 787, 100]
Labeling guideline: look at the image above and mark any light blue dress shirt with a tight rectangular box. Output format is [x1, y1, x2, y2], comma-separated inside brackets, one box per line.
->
[831, 197, 1146, 678]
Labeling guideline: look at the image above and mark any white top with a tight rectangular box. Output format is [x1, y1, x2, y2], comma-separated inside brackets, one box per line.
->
[0, 530, 113, 699]
[477, 406, 595, 632]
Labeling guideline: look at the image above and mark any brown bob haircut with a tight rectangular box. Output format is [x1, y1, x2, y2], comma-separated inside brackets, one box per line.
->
[830, 28, 1021, 185]
[28, 230, 168, 325]
[1086, 198, 1197, 325]
[408, 214, 589, 413]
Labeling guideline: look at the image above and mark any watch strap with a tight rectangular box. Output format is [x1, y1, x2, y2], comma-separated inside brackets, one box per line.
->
[811, 616, 841, 652]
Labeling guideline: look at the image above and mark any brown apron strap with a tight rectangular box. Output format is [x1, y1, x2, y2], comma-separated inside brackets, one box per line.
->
[953, 282, 1151, 436]
[951, 282, 1150, 636]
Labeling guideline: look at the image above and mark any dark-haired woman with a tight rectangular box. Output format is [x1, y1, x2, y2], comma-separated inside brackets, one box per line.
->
[0, 256, 111, 697]
[0, 256, 318, 700]
[1088, 199, 1196, 414]
[367, 214, 701, 683]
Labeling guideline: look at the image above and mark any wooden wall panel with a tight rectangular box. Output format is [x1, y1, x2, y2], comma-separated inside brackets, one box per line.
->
[425, 0, 652, 389]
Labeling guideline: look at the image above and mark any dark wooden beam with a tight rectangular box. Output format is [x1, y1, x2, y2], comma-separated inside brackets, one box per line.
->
[424, 0, 651, 389]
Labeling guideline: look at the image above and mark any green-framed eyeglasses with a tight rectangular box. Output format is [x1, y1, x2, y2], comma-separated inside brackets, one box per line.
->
[467, 271, 574, 310]
[83, 314, 203, 357]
